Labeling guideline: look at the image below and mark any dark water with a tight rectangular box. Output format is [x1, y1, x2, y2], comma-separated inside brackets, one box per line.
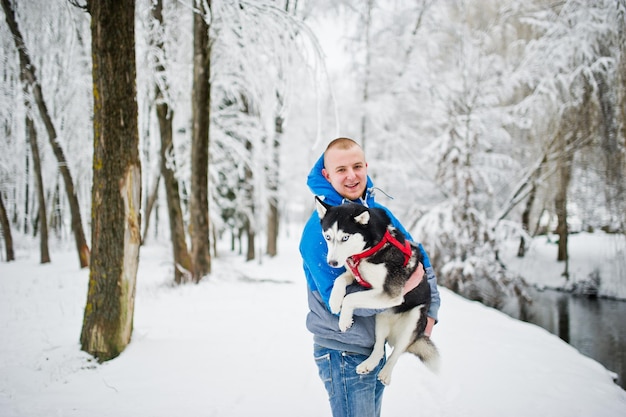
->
[521, 287, 626, 389]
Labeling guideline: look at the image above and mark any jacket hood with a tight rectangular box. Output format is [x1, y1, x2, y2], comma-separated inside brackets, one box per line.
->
[306, 153, 375, 206]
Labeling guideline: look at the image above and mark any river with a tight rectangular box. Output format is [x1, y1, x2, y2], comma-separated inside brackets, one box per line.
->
[520, 287, 626, 390]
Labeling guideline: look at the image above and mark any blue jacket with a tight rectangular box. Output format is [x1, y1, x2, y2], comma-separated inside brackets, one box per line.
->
[299, 154, 441, 355]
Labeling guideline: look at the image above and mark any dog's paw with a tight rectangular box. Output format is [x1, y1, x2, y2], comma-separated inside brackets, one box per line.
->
[356, 360, 377, 375]
[377, 365, 393, 386]
[329, 292, 343, 314]
[338, 313, 354, 332]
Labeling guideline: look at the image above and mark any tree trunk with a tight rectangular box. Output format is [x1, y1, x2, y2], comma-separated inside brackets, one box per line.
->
[266, 113, 282, 257]
[0, 192, 15, 262]
[152, 0, 192, 284]
[24, 98, 50, 263]
[141, 172, 160, 244]
[554, 133, 572, 267]
[189, 0, 212, 281]
[246, 221, 255, 262]
[243, 137, 255, 261]
[266, 203, 278, 256]
[159, 114, 193, 284]
[1, 0, 90, 268]
[23, 138, 29, 234]
[81, 0, 141, 362]
[517, 161, 542, 258]
[49, 182, 62, 238]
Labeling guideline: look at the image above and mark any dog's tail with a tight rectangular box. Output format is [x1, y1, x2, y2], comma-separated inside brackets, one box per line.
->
[407, 335, 440, 373]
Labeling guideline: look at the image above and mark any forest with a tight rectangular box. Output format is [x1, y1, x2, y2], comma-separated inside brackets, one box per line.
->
[1, 0, 625, 361]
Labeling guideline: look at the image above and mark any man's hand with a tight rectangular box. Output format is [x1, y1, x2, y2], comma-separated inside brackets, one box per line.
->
[402, 263, 436, 337]
[402, 262, 424, 296]
[424, 316, 435, 337]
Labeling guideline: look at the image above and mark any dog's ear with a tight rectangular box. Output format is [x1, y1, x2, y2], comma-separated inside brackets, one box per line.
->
[354, 210, 370, 225]
[315, 196, 328, 219]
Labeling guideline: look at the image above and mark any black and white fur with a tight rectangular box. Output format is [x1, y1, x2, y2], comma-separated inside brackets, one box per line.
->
[316, 197, 439, 385]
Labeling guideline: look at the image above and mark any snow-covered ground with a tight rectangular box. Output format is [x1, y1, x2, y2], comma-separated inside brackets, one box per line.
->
[1, 231, 625, 417]
[501, 231, 626, 300]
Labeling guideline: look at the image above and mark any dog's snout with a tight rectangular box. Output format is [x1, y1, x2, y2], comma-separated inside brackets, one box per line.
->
[328, 260, 339, 268]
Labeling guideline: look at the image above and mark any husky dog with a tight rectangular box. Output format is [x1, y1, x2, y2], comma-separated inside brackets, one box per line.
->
[316, 197, 439, 385]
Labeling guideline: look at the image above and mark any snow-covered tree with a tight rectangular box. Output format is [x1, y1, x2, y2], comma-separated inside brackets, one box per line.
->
[138, 0, 193, 284]
[133, 0, 322, 275]
[1, 0, 91, 268]
[205, 0, 322, 261]
[509, 0, 625, 265]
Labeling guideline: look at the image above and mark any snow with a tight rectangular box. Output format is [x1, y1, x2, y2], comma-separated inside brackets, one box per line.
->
[1, 230, 625, 417]
[501, 231, 626, 300]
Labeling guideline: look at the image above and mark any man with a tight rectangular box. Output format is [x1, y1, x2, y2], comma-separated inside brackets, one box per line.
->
[299, 137, 441, 417]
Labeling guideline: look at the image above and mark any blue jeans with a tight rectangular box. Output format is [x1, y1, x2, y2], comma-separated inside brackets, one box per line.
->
[313, 345, 386, 417]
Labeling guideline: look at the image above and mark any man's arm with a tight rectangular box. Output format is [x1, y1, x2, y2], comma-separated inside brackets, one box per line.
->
[425, 317, 435, 337]
[380, 205, 441, 332]
[402, 262, 437, 337]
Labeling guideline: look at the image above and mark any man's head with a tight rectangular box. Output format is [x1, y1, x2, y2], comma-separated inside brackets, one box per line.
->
[322, 137, 368, 201]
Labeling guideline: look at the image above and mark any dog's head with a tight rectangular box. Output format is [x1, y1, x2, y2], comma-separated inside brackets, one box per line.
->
[315, 197, 371, 268]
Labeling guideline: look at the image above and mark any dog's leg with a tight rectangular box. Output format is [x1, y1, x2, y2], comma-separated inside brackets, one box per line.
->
[356, 313, 391, 375]
[328, 271, 355, 314]
[338, 290, 403, 332]
[377, 307, 424, 385]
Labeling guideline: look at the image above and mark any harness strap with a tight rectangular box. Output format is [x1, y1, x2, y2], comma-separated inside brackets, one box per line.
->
[345, 230, 413, 288]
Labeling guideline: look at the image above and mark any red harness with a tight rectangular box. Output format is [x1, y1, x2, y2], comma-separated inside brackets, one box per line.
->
[345, 230, 413, 289]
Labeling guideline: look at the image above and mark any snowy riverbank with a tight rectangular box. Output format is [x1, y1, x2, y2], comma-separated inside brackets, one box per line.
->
[501, 231, 626, 300]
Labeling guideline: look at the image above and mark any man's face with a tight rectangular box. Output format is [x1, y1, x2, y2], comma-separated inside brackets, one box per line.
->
[322, 146, 368, 201]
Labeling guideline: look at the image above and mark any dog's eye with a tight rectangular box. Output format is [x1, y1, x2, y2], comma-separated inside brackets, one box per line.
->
[341, 236, 349, 242]
[324, 234, 331, 241]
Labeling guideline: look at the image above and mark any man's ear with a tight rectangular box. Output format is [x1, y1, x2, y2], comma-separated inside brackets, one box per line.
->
[321, 168, 331, 182]
[354, 211, 370, 225]
[315, 196, 328, 219]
